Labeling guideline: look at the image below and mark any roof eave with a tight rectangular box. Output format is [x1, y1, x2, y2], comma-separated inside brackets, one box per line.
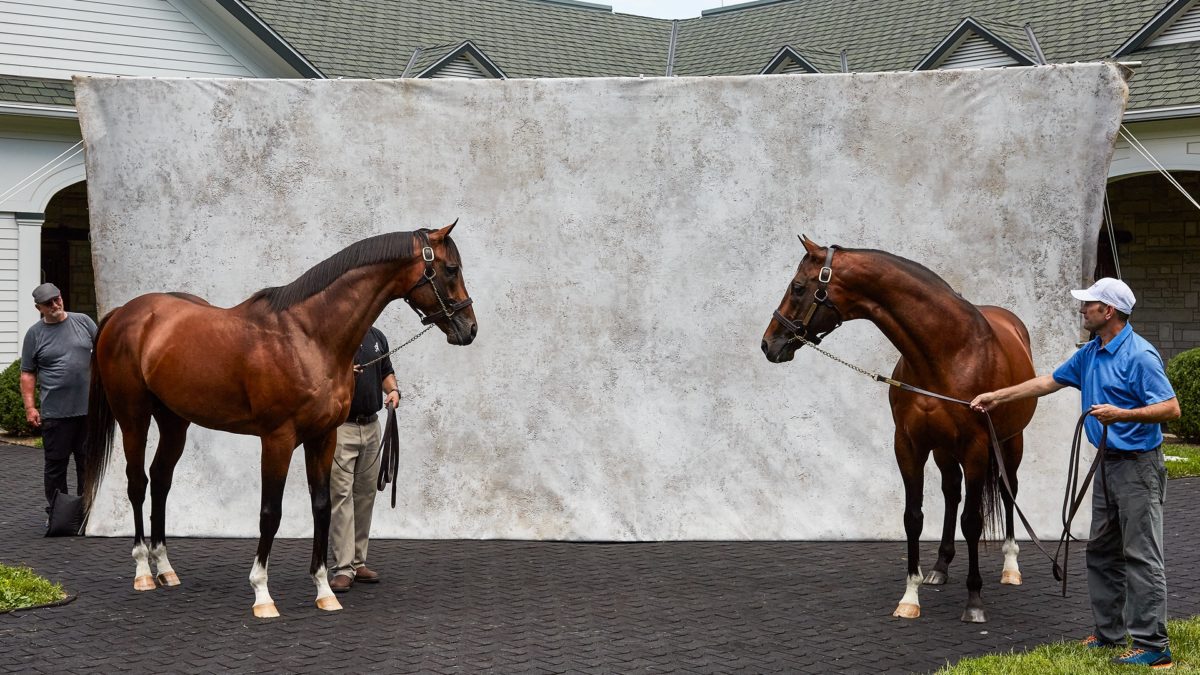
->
[1113, 0, 1196, 57]
[0, 102, 77, 119]
[1123, 103, 1200, 122]
[416, 40, 508, 79]
[215, 0, 326, 78]
[913, 17, 1036, 71]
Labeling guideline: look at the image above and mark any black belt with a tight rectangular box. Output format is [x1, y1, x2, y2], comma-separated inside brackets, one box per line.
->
[348, 414, 378, 425]
[1104, 447, 1157, 461]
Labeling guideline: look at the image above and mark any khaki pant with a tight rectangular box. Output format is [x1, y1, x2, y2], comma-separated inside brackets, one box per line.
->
[329, 420, 381, 577]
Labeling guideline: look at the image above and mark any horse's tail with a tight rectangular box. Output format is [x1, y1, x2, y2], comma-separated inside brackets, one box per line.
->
[82, 310, 118, 525]
[982, 436, 1003, 543]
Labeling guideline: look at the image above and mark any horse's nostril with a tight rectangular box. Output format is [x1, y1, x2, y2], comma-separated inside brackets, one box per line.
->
[470, 323, 477, 338]
[761, 340, 769, 354]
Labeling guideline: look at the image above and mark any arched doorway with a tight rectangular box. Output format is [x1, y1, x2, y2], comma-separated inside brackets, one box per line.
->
[1100, 171, 1200, 362]
[41, 181, 96, 321]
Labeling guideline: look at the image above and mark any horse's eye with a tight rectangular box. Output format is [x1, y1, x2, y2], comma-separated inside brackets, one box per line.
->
[791, 281, 805, 295]
[445, 264, 460, 278]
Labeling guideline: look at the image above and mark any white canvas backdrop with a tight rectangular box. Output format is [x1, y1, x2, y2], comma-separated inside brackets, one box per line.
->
[75, 65, 1127, 540]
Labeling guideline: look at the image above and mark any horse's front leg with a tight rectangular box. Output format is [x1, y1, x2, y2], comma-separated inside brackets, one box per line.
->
[893, 433, 927, 619]
[924, 451, 962, 586]
[960, 448, 989, 623]
[249, 434, 296, 619]
[304, 430, 341, 612]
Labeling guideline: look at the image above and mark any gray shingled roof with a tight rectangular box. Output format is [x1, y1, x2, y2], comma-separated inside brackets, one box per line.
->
[242, 0, 672, 79]
[0, 76, 74, 106]
[0, 0, 1194, 114]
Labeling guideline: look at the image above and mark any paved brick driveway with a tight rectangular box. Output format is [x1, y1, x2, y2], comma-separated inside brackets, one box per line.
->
[2, 441, 1197, 673]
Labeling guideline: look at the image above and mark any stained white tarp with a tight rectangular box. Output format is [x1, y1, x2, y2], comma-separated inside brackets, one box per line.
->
[75, 65, 1126, 540]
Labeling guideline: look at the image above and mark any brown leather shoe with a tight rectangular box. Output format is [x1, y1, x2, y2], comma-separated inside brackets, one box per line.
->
[329, 574, 354, 593]
[354, 566, 380, 583]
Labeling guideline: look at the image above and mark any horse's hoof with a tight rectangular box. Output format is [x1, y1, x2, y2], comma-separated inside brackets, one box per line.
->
[923, 570, 948, 585]
[157, 571, 181, 587]
[1000, 570, 1022, 585]
[133, 575, 156, 591]
[315, 595, 342, 612]
[892, 603, 920, 619]
[960, 607, 987, 623]
[252, 602, 280, 619]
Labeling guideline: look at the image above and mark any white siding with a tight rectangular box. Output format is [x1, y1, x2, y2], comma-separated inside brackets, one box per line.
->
[0, 215, 20, 365]
[939, 32, 1021, 69]
[0, 0, 258, 79]
[1148, 3, 1200, 47]
[775, 58, 811, 74]
[429, 54, 490, 79]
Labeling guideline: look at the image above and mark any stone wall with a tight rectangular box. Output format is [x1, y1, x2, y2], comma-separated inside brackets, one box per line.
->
[1108, 172, 1200, 362]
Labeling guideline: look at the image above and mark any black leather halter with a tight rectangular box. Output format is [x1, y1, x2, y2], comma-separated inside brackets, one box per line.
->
[772, 245, 843, 346]
[405, 230, 473, 325]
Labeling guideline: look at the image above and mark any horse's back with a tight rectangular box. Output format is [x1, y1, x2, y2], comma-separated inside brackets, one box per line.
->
[976, 305, 1034, 367]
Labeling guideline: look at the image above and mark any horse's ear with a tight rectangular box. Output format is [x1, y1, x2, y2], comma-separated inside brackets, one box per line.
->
[428, 218, 458, 243]
[800, 234, 822, 256]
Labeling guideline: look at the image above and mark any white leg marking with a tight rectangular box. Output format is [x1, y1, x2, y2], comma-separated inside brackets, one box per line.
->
[132, 542, 155, 591]
[249, 559, 278, 617]
[1001, 538, 1022, 585]
[150, 544, 179, 586]
[893, 570, 922, 618]
[313, 565, 342, 611]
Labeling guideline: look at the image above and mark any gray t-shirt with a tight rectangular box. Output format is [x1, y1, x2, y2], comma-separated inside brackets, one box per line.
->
[21, 312, 98, 419]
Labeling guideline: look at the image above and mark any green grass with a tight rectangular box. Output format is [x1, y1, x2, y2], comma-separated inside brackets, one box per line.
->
[0, 563, 65, 612]
[936, 616, 1200, 673]
[1165, 443, 1200, 480]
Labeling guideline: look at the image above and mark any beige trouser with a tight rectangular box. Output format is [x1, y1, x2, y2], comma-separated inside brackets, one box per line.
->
[329, 420, 381, 577]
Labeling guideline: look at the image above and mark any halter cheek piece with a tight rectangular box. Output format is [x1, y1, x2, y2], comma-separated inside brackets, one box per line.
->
[404, 230, 474, 325]
[772, 245, 843, 346]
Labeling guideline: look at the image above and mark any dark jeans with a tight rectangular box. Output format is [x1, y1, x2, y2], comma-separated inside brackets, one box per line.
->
[1087, 446, 1168, 651]
[42, 415, 87, 508]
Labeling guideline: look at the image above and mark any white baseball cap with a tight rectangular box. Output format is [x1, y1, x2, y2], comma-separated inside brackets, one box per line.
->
[1070, 277, 1135, 314]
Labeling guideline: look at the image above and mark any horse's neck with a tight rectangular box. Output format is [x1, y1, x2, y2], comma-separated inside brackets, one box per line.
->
[286, 262, 410, 364]
[846, 253, 986, 376]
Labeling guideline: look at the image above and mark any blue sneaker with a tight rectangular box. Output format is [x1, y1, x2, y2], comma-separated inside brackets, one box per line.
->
[1112, 646, 1173, 669]
[1082, 634, 1120, 649]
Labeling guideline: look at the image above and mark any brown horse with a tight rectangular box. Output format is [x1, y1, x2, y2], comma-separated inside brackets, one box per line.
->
[82, 222, 476, 618]
[761, 236, 1036, 623]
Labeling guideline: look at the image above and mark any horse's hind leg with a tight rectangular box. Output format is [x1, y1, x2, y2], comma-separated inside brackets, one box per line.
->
[303, 430, 341, 612]
[892, 432, 928, 619]
[248, 433, 296, 619]
[999, 435, 1023, 586]
[925, 450, 962, 586]
[147, 407, 191, 588]
[118, 410, 155, 592]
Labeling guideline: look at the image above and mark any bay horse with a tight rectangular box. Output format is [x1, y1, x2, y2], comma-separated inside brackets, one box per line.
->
[82, 222, 476, 618]
[761, 236, 1036, 623]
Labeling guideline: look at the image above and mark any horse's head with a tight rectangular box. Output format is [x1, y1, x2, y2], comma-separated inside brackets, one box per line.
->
[761, 235, 844, 363]
[404, 220, 477, 345]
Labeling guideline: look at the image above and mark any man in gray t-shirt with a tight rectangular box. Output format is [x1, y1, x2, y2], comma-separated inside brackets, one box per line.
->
[21, 282, 98, 510]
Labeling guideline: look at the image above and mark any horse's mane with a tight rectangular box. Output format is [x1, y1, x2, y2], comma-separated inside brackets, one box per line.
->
[250, 230, 422, 312]
[854, 248, 962, 297]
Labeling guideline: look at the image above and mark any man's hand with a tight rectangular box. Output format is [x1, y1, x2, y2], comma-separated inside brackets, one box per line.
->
[385, 389, 400, 408]
[25, 406, 40, 427]
[1088, 403, 1127, 425]
[971, 392, 1000, 413]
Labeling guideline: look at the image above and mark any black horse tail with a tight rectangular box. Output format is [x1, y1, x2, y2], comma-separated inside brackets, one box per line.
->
[981, 439, 1003, 543]
[82, 310, 118, 525]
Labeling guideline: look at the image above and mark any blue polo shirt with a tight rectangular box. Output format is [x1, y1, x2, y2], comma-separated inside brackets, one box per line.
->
[1052, 323, 1175, 451]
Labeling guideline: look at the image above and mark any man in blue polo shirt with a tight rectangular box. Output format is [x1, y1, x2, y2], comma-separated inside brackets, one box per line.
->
[971, 278, 1180, 669]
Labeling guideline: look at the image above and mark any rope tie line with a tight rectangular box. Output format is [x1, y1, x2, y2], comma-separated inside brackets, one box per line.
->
[1119, 126, 1200, 213]
[0, 141, 84, 204]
